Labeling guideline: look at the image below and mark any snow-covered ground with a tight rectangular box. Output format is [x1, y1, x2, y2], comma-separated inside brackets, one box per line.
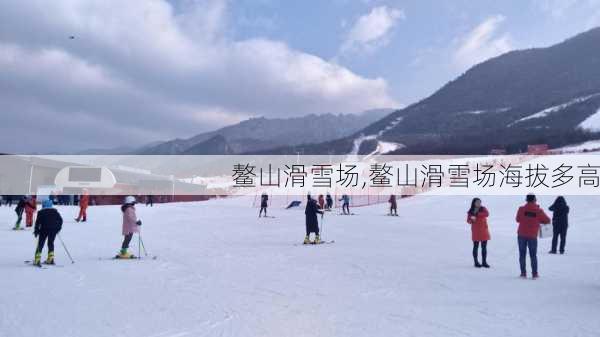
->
[2, 195, 600, 337]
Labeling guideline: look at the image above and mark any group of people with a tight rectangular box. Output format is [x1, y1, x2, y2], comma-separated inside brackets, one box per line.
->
[9, 194, 142, 266]
[467, 193, 569, 279]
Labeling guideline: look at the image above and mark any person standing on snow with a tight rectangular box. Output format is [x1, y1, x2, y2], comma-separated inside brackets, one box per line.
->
[259, 193, 268, 217]
[339, 194, 350, 215]
[548, 196, 569, 254]
[389, 194, 398, 216]
[24, 195, 37, 228]
[516, 194, 550, 279]
[467, 198, 491, 268]
[75, 190, 89, 222]
[117, 196, 141, 259]
[13, 196, 27, 230]
[33, 199, 63, 266]
[318, 194, 325, 210]
[304, 194, 324, 244]
[325, 193, 333, 211]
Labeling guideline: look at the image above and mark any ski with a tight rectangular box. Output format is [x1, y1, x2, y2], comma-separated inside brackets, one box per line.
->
[24, 261, 63, 268]
[294, 240, 335, 246]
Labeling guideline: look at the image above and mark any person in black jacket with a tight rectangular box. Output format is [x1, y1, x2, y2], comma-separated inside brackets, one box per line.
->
[33, 199, 63, 266]
[549, 196, 569, 254]
[304, 194, 323, 244]
[13, 196, 26, 230]
[259, 193, 268, 217]
[325, 193, 333, 211]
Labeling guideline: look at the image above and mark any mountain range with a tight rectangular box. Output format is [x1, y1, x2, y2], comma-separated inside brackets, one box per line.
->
[259, 27, 600, 155]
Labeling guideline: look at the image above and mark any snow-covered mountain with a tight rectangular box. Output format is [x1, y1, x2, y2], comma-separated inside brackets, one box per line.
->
[269, 27, 600, 155]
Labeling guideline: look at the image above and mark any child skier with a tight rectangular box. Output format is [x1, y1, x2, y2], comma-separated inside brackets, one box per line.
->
[117, 196, 141, 259]
[389, 194, 398, 216]
[33, 199, 63, 266]
[13, 196, 27, 230]
[24, 195, 37, 228]
[304, 194, 324, 244]
[259, 193, 268, 217]
[75, 190, 89, 222]
[339, 194, 350, 215]
[467, 198, 491, 268]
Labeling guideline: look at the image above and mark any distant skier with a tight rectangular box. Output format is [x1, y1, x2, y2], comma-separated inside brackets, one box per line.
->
[117, 196, 141, 259]
[24, 195, 37, 228]
[5, 195, 13, 207]
[467, 198, 491, 268]
[339, 194, 350, 215]
[325, 193, 333, 211]
[548, 196, 569, 254]
[516, 194, 550, 279]
[259, 193, 268, 217]
[146, 195, 154, 207]
[33, 199, 63, 266]
[304, 194, 323, 244]
[13, 196, 27, 230]
[75, 190, 89, 222]
[388, 194, 398, 216]
[318, 194, 325, 210]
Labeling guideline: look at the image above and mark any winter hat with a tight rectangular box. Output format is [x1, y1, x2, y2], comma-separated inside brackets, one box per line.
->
[42, 199, 53, 209]
[124, 196, 136, 204]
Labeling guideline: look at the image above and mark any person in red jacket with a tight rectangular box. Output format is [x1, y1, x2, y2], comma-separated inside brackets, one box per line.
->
[317, 194, 325, 210]
[75, 190, 89, 222]
[516, 194, 551, 279]
[467, 198, 491, 268]
[25, 195, 37, 228]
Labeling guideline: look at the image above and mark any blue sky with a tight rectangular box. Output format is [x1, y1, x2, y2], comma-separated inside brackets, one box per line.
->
[222, 0, 600, 105]
[0, 0, 599, 152]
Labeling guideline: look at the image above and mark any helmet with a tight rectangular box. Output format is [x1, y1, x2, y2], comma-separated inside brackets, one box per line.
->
[124, 196, 136, 204]
[42, 199, 53, 209]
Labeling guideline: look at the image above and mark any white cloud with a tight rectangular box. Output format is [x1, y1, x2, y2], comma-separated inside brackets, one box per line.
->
[453, 15, 512, 70]
[341, 6, 405, 54]
[0, 0, 398, 152]
[535, 0, 600, 28]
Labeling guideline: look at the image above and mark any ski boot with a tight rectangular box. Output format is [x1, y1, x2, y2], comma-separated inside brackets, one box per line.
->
[33, 252, 42, 267]
[532, 272, 539, 279]
[481, 262, 490, 268]
[303, 235, 311, 245]
[520, 272, 527, 279]
[44, 251, 55, 265]
[12, 223, 21, 230]
[116, 248, 133, 259]
[313, 235, 321, 244]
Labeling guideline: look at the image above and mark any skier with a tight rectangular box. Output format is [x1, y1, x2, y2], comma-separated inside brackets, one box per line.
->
[75, 190, 89, 222]
[466, 198, 491, 268]
[146, 195, 154, 207]
[318, 194, 325, 210]
[24, 195, 37, 228]
[13, 196, 27, 230]
[5, 195, 13, 207]
[117, 196, 141, 259]
[325, 193, 333, 211]
[516, 194, 550, 279]
[339, 194, 350, 215]
[388, 194, 398, 216]
[259, 193, 268, 217]
[33, 199, 63, 266]
[548, 196, 569, 254]
[304, 194, 323, 244]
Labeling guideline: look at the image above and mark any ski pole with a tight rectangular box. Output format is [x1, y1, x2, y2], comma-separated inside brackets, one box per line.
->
[139, 234, 148, 257]
[138, 232, 141, 259]
[58, 233, 75, 264]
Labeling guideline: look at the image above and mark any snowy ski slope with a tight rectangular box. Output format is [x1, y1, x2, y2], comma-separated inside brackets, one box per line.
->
[1, 195, 600, 337]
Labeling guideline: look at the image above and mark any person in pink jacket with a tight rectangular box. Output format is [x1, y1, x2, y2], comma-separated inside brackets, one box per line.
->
[117, 196, 140, 259]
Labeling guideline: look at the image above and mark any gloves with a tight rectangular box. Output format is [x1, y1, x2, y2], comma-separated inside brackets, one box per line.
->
[34, 231, 38, 238]
[136, 220, 142, 226]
